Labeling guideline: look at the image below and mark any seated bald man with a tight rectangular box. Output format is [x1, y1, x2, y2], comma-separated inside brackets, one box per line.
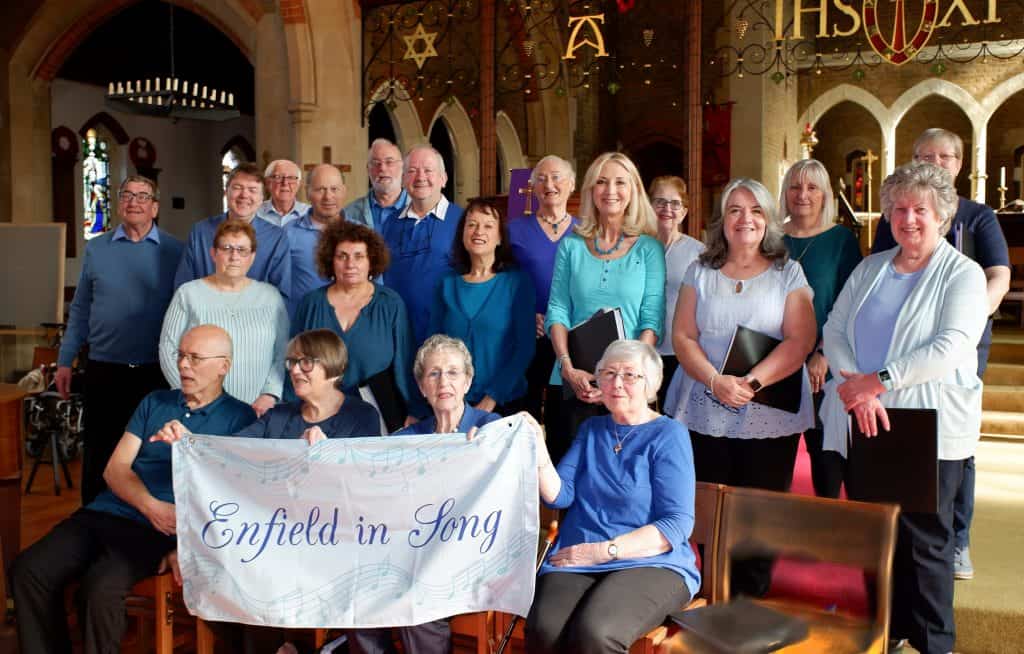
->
[10, 325, 256, 654]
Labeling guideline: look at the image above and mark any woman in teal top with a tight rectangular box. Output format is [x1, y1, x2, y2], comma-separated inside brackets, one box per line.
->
[546, 152, 666, 462]
[780, 159, 862, 498]
[428, 197, 535, 414]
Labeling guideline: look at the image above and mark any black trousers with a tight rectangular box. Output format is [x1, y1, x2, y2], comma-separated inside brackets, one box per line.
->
[348, 619, 451, 654]
[802, 392, 847, 499]
[879, 459, 963, 654]
[524, 336, 556, 423]
[689, 431, 800, 597]
[10, 508, 175, 654]
[525, 567, 690, 654]
[657, 355, 680, 414]
[81, 360, 167, 505]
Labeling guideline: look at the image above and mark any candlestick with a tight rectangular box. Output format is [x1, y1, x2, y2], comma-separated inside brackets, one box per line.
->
[1001, 166, 1006, 187]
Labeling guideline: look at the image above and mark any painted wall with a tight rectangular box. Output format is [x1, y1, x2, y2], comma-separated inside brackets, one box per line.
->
[50, 79, 254, 280]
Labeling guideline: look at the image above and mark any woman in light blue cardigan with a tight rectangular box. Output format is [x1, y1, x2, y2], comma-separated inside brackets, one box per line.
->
[821, 162, 988, 654]
[545, 152, 665, 462]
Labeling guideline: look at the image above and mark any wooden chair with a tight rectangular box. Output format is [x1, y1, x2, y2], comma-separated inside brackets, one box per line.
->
[629, 481, 726, 653]
[123, 571, 195, 653]
[657, 487, 899, 654]
[451, 611, 496, 654]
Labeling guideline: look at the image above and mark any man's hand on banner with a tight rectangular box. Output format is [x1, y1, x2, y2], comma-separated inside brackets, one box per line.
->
[301, 425, 327, 445]
[150, 419, 190, 444]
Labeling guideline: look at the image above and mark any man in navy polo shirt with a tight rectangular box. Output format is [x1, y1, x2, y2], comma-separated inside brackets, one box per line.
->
[56, 175, 184, 505]
[11, 325, 256, 654]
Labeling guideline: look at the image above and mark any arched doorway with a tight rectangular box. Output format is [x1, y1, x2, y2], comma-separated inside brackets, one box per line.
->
[429, 120, 457, 202]
[986, 89, 1024, 206]
[367, 102, 398, 148]
[812, 101, 884, 213]
[631, 141, 685, 191]
[895, 95, 972, 198]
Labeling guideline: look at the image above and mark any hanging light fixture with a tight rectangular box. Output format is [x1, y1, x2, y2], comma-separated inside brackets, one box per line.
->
[105, 3, 239, 121]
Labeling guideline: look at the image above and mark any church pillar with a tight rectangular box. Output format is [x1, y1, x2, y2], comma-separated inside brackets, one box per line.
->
[479, 0, 496, 196]
[685, 2, 702, 236]
[972, 121, 988, 204]
[881, 121, 896, 183]
[255, 11, 294, 169]
[7, 71, 53, 224]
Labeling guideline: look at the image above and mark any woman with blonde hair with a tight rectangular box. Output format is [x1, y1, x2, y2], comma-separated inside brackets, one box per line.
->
[545, 152, 666, 460]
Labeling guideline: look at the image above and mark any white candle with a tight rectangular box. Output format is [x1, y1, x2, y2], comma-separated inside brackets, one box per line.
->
[117, 82, 124, 94]
[228, 93, 234, 107]
[1001, 166, 1006, 187]
[145, 79, 151, 92]
[108, 82, 114, 94]
[155, 78, 160, 91]
[172, 78, 178, 91]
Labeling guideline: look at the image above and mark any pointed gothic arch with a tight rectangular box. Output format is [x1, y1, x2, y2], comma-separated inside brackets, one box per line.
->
[429, 97, 479, 205]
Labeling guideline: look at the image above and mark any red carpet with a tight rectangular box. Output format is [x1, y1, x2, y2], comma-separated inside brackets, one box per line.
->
[764, 436, 870, 617]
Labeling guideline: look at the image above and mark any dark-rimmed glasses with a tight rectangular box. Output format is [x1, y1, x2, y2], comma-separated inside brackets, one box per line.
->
[176, 352, 228, 365]
[285, 357, 321, 372]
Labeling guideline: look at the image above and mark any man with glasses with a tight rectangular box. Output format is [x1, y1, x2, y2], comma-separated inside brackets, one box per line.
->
[55, 175, 184, 505]
[381, 145, 463, 344]
[257, 159, 309, 227]
[174, 162, 292, 302]
[344, 138, 409, 232]
[284, 164, 350, 316]
[12, 325, 255, 654]
[870, 127, 1010, 583]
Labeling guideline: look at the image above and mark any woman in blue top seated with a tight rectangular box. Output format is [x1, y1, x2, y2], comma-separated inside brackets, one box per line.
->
[429, 197, 535, 415]
[526, 340, 698, 654]
[291, 221, 425, 431]
[348, 334, 501, 654]
[546, 152, 666, 463]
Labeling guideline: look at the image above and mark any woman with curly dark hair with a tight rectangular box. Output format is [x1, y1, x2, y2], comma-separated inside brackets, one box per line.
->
[290, 220, 425, 429]
[428, 197, 535, 415]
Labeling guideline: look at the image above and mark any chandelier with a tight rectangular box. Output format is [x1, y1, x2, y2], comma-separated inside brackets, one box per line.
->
[105, 3, 239, 121]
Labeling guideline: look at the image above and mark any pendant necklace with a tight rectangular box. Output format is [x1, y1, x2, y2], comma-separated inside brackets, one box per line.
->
[594, 231, 626, 255]
[612, 422, 639, 454]
[793, 234, 820, 262]
[539, 213, 568, 234]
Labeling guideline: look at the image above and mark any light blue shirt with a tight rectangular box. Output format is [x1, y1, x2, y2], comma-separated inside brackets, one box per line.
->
[256, 199, 310, 228]
[854, 262, 925, 374]
[284, 211, 332, 317]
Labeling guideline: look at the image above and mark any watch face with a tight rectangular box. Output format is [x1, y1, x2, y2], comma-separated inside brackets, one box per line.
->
[749, 379, 762, 392]
[608, 543, 618, 558]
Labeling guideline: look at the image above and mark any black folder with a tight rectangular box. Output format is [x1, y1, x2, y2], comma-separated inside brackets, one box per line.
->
[563, 308, 625, 400]
[846, 407, 938, 514]
[361, 366, 407, 434]
[669, 597, 809, 653]
[719, 325, 803, 414]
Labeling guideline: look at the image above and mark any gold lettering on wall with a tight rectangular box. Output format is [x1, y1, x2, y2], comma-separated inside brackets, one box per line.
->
[563, 14, 609, 60]
[773, 0, 1003, 40]
[832, 0, 862, 36]
[793, 0, 830, 39]
[938, 0, 981, 26]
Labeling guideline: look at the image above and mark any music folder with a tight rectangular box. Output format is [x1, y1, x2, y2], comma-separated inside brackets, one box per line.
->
[562, 309, 625, 400]
[719, 325, 803, 414]
[669, 597, 809, 653]
[846, 407, 938, 514]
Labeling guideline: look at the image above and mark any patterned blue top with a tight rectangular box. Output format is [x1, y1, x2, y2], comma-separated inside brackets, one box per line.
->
[87, 389, 256, 525]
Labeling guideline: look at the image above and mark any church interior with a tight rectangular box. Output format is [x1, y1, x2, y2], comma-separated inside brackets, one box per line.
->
[2, 0, 1024, 652]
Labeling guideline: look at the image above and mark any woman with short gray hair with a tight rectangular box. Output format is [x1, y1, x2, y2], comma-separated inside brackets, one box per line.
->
[779, 159, 862, 498]
[822, 161, 989, 654]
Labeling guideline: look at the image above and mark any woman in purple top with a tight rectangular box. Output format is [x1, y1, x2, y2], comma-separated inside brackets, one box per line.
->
[508, 155, 578, 435]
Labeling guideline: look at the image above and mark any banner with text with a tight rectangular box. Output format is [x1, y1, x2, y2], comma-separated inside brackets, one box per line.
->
[172, 415, 539, 628]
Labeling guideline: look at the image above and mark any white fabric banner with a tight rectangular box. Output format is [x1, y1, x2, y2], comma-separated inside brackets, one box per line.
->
[172, 414, 539, 628]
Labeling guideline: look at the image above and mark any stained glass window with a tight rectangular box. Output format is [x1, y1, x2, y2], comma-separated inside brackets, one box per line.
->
[82, 128, 112, 240]
[222, 149, 242, 213]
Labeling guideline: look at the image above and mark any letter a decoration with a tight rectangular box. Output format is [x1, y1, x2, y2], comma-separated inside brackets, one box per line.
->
[563, 14, 609, 60]
[862, 0, 938, 65]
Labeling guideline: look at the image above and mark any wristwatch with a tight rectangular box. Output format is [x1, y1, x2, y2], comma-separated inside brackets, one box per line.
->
[878, 368, 894, 392]
[747, 377, 763, 392]
[607, 541, 619, 560]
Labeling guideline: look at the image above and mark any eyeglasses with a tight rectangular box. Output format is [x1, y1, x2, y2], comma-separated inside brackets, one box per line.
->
[652, 198, 684, 211]
[424, 368, 465, 383]
[915, 152, 959, 164]
[533, 173, 565, 185]
[285, 357, 321, 372]
[370, 158, 401, 169]
[597, 369, 645, 386]
[118, 191, 156, 203]
[176, 351, 228, 365]
[215, 244, 253, 256]
[268, 175, 300, 185]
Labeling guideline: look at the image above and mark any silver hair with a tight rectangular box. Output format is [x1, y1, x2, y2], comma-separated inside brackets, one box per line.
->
[368, 139, 402, 164]
[596, 340, 663, 403]
[699, 177, 789, 270]
[779, 159, 836, 228]
[913, 128, 964, 161]
[413, 334, 474, 381]
[263, 159, 302, 182]
[529, 154, 577, 189]
[879, 162, 958, 236]
[404, 145, 446, 176]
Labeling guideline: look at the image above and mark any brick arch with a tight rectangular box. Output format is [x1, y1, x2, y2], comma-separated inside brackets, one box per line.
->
[982, 72, 1024, 119]
[366, 80, 426, 153]
[32, 0, 257, 82]
[890, 79, 982, 129]
[79, 111, 129, 145]
[798, 84, 888, 135]
[429, 97, 480, 205]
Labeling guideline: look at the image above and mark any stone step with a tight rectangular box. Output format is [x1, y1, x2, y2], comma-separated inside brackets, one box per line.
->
[981, 410, 1024, 438]
[982, 363, 1024, 386]
[983, 385, 1024, 413]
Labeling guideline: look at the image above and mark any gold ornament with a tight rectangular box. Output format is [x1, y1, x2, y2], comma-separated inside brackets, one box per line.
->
[403, 24, 439, 70]
[642, 28, 654, 48]
[735, 16, 749, 41]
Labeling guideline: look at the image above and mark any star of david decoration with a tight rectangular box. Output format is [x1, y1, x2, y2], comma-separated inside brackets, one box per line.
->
[403, 24, 439, 70]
